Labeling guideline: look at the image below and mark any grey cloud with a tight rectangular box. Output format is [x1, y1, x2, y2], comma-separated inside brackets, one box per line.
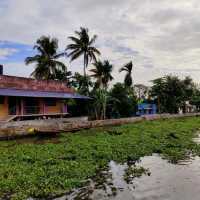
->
[103, 39, 139, 57]
[1, 0, 200, 85]
[143, 64, 154, 69]
[160, 67, 200, 72]
[113, 46, 139, 56]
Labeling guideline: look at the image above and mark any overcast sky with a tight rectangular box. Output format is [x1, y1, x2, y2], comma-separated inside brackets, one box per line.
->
[1, 0, 200, 85]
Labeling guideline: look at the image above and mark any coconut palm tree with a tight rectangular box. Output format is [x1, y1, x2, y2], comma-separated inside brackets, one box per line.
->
[119, 61, 133, 87]
[25, 36, 66, 80]
[90, 60, 113, 119]
[72, 72, 93, 95]
[90, 60, 113, 89]
[53, 68, 72, 83]
[66, 27, 101, 77]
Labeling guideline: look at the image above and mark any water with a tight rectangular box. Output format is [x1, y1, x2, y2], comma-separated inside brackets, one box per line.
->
[57, 154, 200, 200]
[193, 132, 200, 144]
[131, 155, 200, 200]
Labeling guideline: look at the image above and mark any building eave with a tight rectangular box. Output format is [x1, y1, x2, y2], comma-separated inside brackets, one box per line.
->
[0, 88, 91, 99]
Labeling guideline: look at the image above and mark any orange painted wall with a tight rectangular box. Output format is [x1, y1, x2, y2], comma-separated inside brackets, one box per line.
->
[45, 100, 63, 114]
[0, 97, 9, 120]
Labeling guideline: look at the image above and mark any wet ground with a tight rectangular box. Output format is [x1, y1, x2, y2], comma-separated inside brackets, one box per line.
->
[55, 154, 200, 200]
[3, 135, 60, 146]
[193, 132, 200, 144]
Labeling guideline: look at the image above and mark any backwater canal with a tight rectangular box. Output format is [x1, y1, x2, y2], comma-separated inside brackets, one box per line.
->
[53, 154, 200, 200]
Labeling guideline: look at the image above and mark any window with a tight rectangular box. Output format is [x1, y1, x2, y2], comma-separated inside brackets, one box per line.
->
[0, 96, 5, 104]
[45, 99, 56, 106]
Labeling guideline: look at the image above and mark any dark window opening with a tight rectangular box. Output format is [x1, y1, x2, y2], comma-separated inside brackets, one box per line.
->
[0, 96, 4, 104]
[24, 98, 40, 114]
[45, 99, 56, 106]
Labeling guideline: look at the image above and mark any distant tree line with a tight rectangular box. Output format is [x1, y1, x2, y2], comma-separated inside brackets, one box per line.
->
[25, 27, 200, 119]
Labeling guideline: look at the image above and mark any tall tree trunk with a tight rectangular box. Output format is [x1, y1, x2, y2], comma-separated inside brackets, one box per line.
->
[103, 98, 106, 120]
[83, 53, 89, 96]
[95, 108, 98, 120]
[158, 96, 161, 114]
[103, 88, 107, 120]
[83, 53, 87, 78]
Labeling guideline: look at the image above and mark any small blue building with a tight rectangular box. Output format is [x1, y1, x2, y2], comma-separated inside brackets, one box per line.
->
[137, 103, 157, 116]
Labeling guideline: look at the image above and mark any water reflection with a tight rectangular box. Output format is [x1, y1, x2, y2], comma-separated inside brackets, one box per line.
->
[58, 154, 200, 200]
[193, 132, 200, 144]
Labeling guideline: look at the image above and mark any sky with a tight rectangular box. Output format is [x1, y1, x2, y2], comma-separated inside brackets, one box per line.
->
[1, 0, 200, 85]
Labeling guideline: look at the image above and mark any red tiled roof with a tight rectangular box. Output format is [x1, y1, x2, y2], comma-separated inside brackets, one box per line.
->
[0, 75, 74, 93]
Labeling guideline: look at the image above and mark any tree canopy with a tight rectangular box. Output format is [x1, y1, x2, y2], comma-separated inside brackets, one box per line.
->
[25, 30, 200, 119]
[150, 75, 194, 113]
[119, 61, 133, 87]
[66, 27, 101, 77]
[25, 36, 66, 80]
[90, 60, 113, 89]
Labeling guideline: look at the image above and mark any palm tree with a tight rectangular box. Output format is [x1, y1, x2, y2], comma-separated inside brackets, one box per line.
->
[72, 72, 93, 95]
[66, 27, 101, 77]
[92, 89, 111, 120]
[54, 68, 72, 83]
[119, 61, 133, 87]
[25, 36, 66, 80]
[90, 60, 113, 89]
[90, 60, 113, 119]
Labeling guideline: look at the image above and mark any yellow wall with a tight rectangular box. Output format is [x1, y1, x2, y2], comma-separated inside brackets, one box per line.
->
[0, 97, 65, 120]
[0, 97, 9, 120]
[45, 100, 63, 114]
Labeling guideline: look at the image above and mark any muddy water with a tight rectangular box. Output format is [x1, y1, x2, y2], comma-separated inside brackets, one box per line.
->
[57, 154, 200, 200]
[131, 155, 200, 200]
[193, 132, 200, 144]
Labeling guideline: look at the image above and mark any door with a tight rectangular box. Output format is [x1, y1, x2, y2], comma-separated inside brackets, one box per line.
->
[8, 97, 17, 115]
[24, 98, 40, 114]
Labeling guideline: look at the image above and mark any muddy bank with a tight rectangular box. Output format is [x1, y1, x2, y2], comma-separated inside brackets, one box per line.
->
[57, 155, 200, 200]
[1, 113, 200, 139]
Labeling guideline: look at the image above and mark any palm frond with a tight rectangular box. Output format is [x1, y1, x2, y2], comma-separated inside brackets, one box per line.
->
[54, 52, 66, 59]
[119, 67, 129, 73]
[67, 49, 83, 58]
[33, 45, 46, 55]
[66, 44, 80, 50]
[119, 61, 133, 87]
[67, 27, 101, 76]
[88, 46, 101, 55]
[54, 60, 66, 71]
[25, 55, 41, 65]
[70, 50, 83, 62]
[68, 36, 81, 44]
[124, 61, 133, 72]
[89, 35, 97, 45]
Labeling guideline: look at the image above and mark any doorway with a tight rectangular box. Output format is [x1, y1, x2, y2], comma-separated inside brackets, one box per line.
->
[24, 98, 40, 114]
[8, 97, 17, 115]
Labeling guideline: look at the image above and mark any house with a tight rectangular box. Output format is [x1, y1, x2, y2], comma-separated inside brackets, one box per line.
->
[134, 84, 150, 99]
[137, 103, 157, 116]
[179, 101, 196, 114]
[0, 66, 89, 121]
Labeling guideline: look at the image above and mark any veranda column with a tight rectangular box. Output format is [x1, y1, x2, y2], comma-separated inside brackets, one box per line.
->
[20, 98, 24, 115]
[43, 99, 46, 114]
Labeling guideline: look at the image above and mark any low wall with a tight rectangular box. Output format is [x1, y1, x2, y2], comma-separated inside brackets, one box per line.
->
[0, 113, 200, 139]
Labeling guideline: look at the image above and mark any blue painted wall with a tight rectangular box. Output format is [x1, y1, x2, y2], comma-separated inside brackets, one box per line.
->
[137, 103, 157, 115]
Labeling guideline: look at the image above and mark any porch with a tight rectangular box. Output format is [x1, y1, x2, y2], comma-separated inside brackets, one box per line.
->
[3, 96, 68, 122]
